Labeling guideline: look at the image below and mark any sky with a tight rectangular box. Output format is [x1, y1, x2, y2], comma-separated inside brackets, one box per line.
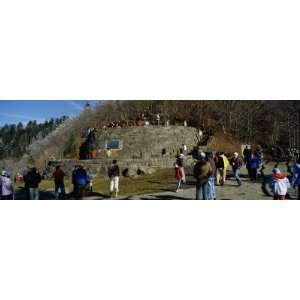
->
[0, 100, 100, 126]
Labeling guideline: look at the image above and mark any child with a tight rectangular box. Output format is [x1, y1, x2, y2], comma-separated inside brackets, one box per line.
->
[269, 168, 290, 200]
[175, 163, 184, 192]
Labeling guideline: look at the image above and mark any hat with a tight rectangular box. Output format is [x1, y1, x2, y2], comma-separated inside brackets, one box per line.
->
[200, 152, 206, 158]
[272, 168, 280, 174]
[233, 152, 238, 157]
[1, 170, 6, 176]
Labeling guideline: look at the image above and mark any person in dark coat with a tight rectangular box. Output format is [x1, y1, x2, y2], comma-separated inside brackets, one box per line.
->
[53, 166, 66, 199]
[108, 160, 120, 198]
[243, 146, 251, 163]
[26, 168, 42, 200]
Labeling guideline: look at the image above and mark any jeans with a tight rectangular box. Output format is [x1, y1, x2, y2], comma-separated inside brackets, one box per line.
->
[196, 180, 208, 200]
[1, 194, 13, 200]
[55, 182, 65, 199]
[29, 188, 39, 200]
[233, 168, 242, 185]
[205, 176, 216, 200]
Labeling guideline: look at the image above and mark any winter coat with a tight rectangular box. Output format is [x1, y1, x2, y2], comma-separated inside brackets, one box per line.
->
[292, 163, 300, 187]
[108, 165, 120, 178]
[26, 172, 42, 188]
[0, 176, 13, 196]
[269, 173, 290, 196]
[230, 157, 243, 170]
[214, 155, 224, 169]
[208, 158, 217, 176]
[53, 169, 65, 185]
[220, 154, 230, 169]
[74, 168, 88, 186]
[176, 157, 184, 167]
[246, 156, 260, 170]
[243, 148, 251, 159]
[193, 160, 213, 182]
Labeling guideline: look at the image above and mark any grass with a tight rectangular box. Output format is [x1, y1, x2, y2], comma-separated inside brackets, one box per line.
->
[14, 168, 178, 198]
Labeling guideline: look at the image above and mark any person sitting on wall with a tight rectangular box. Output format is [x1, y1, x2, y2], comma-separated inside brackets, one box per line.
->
[106, 148, 112, 158]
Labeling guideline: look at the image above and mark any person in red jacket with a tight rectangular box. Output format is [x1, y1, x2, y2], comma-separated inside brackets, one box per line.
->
[175, 162, 184, 192]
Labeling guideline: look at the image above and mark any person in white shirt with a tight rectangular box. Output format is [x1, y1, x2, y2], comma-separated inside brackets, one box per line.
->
[0, 171, 14, 200]
[156, 114, 160, 126]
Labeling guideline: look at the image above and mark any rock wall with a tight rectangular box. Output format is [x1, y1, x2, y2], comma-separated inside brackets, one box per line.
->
[47, 126, 201, 177]
[95, 125, 199, 159]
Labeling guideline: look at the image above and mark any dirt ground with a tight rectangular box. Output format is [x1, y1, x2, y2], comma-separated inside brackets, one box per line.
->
[127, 162, 299, 200]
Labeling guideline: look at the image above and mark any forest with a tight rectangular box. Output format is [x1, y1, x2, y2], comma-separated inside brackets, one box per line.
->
[0, 116, 68, 159]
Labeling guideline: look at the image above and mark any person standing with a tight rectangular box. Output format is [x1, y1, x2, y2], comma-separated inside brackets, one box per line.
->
[53, 166, 66, 199]
[108, 160, 120, 198]
[215, 152, 225, 186]
[193, 152, 213, 200]
[220, 152, 230, 184]
[73, 165, 88, 199]
[106, 148, 112, 158]
[269, 168, 290, 200]
[27, 168, 42, 200]
[156, 114, 160, 126]
[247, 154, 260, 181]
[0, 171, 14, 200]
[230, 152, 243, 186]
[243, 146, 251, 163]
[176, 153, 186, 184]
[206, 152, 217, 200]
[292, 158, 300, 200]
[23, 166, 31, 199]
[175, 162, 184, 192]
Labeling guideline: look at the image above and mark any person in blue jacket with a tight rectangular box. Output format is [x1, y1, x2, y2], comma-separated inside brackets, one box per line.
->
[73, 165, 88, 199]
[292, 158, 300, 200]
[246, 153, 260, 181]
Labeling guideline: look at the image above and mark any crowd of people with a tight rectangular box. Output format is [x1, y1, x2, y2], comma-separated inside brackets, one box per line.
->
[180, 149, 300, 200]
[1, 148, 300, 200]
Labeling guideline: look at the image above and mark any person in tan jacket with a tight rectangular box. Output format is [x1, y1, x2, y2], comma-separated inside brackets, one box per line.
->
[193, 152, 213, 200]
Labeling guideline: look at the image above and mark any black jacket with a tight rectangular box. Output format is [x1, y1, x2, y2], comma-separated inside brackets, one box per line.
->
[108, 165, 120, 177]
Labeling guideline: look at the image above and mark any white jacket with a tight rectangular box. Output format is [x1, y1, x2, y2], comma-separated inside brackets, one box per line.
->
[0, 176, 13, 196]
[270, 174, 290, 196]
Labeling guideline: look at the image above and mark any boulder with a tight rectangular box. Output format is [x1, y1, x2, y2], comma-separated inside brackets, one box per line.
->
[122, 168, 138, 178]
[137, 166, 156, 175]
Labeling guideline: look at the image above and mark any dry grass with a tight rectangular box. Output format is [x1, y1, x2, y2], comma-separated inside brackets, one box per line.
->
[15, 168, 178, 198]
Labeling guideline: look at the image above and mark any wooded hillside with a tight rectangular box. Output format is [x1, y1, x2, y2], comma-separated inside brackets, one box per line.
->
[1, 100, 299, 171]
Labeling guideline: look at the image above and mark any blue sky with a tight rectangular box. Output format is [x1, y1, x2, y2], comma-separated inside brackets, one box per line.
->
[0, 100, 100, 126]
